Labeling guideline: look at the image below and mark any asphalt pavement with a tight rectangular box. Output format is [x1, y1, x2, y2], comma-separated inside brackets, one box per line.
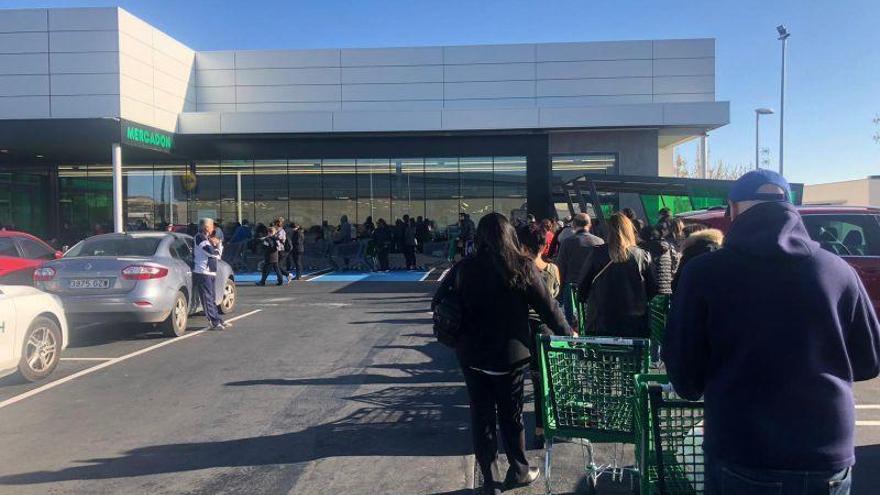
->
[0, 278, 877, 494]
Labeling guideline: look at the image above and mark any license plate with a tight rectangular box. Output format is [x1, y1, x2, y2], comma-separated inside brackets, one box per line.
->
[68, 278, 112, 289]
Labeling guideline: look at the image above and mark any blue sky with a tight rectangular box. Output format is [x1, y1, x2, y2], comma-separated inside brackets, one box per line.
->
[7, 0, 880, 185]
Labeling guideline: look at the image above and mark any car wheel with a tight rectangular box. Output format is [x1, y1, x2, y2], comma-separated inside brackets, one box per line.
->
[161, 291, 188, 337]
[218, 278, 236, 314]
[18, 316, 62, 382]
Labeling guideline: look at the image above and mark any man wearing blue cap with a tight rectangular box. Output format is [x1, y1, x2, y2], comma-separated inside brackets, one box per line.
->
[664, 169, 880, 494]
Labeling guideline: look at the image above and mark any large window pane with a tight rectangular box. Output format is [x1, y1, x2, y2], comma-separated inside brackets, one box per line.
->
[322, 159, 356, 228]
[86, 165, 113, 235]
[123, 163, 154, 230]
[253, 160, 289, 227]
[219, 160, 253, 232]
[493, 156, 527, 221]
[425, 158, 459, 234]
[391, 158, 424, 223]
[152, 163, 189, 228]
[193, 161, 221, 225]
[459, 156, 494, 227]
[0, 167, 50, 240]
[356, 158, 390, 228]
[289, 159, 322, 232]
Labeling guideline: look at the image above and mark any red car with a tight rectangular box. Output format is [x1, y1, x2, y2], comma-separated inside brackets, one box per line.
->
[0, 231, 63, 286]
[679, 205, 880, 311]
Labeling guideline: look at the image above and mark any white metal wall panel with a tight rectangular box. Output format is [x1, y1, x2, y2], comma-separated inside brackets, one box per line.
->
[0, 9, 47, 33]
[653, 76, 714, 94]
[236, 67, 341, 86]
[120, 95, 153, 123]
[51, 94, 119, 117]
[177, 111, 221, 134]
[195, 69, 235, 87]
[444, 63, 534, 83]
[341, 65, 441, 84]
[50, 52, 119, 74]
[237, 84, 341, 103]
[445, 80, 534, 100]
[538, 94, 652, 107]
[196, 86, 235, 105]
[442, 98, 534, 109]
[195, 51, 234, 70]
[118, 32, 153, 64]
[0, 75, 49, 96]
[119, 54, 152, 83]
[653, 93, 714, 103]
[0, 96, 50, 118]
[540, 104, 664, 128]
[443, 44, 535, 64]
[662, 101, 728, 125]
[333, 110, 441, 132]
[537, 78, 652, 97]
[652, 58, 714, 77]
[442, 108, 538, 129]
[537, 59, 652, 79]
[48, 8, 117, 31]
[653, 39, 714, 59]
[50, 73, 119, 95]
[0, 32, 47, 54]
[537, 41, 653, 62]
[120, 74, 153, 102]
[221, 111, 334, 133]
[341, 82, 441, 102]
[342, 99, 443, 111]
[0, 53, 47, 75]
[236, 101, 342, 112]
[234, 49, 340, 69]
[341, 46, 442, 67]
[50, 31, 118, 53]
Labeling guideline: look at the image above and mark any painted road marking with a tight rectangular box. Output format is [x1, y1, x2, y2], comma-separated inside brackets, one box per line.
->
[856, 405, 880, 409]
[857, 421, 880, 426]
[419, 268, 435, 282]
[437, 268, 451, 282]
[60, 357, 113, 361]
[0, 309, 262, 411]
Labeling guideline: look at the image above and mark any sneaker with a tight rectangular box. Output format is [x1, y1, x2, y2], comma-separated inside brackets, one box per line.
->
[209, 324, 225, 331]
[255, 282, 266, 286]
[503, 467, 540, 490]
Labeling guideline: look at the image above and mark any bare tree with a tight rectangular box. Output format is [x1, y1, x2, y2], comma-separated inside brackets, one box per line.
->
[674, 152, 746, 180]
[874, 114, 880, 144]
[674, 153, 695, 178]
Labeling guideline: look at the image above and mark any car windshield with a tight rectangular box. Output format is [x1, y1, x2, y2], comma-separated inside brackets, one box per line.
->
[64, 236, 162, 258]
[802, 214, 880, 256]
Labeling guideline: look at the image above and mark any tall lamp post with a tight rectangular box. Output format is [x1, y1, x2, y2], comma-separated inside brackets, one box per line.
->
[755, 108, 774, 169]
[777, 25, 790, 175]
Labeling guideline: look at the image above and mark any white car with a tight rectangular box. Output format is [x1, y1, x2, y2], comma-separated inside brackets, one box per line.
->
[0, 285, 68, 382]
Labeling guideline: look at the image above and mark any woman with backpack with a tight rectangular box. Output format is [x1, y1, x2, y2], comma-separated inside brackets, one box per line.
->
[432, 212, 571, 495]
[577, 213, 658, 337]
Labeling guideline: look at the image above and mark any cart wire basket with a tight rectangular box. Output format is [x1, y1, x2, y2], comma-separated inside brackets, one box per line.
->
[635, 373, 705, 494]
[648, 296, 670, 368]
[538, 335, 650, 494]
[565, 283, 586, 335]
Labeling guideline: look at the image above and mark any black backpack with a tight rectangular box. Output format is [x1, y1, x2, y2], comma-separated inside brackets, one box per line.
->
[432, 266, 464, 347]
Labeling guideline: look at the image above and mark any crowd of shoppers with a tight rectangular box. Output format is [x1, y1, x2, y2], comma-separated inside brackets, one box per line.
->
[435, 168, 880, 495]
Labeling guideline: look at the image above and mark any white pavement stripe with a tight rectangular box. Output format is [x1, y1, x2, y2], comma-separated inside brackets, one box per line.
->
[0, 309, 262, 411]
[856, 405, 880, 409]
[60, 357, 113, 361]
[437, 268, 451, 282]
[856, 421, 880, 426]
[419, 268, 435, 282]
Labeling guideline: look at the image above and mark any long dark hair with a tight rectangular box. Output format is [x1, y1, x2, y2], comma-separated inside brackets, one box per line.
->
[475, 212, 533, 290]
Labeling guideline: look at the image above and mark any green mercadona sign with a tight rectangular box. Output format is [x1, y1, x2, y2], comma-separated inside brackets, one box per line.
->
[122, 123, 174, 153]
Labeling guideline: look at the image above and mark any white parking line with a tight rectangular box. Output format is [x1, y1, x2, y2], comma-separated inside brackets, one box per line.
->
[60, 357, 113, 361]
[437, 268, 451, 282]
[0, 309, 262, 411]
[856, 405, 880, 409]
[419, 268, 435, 282]
[857, 421, 880, 426]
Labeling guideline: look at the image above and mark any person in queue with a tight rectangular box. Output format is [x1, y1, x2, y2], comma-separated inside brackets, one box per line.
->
[193, 218, 229, 330]
[256, 225, 285, 286]
[638, 225, 678, 296]
[516, 222, 562, 450]
[272, 217, 293, 283]
[555, 213, 604, 329]
[664, 169, 880, 494]
[287, 222, 305, 281]
[670, 224, 723, 292]
[577, 213, 657, 337]
[373, 219, 392, 271]
[432, 213, 572, 495]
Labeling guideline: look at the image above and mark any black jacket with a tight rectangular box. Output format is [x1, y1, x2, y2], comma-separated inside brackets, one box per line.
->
[670, 228, 723, 292]
[433, 252, 571, 372]
[289, 228, 305, 254]
[556, 230, 605, 287]
[664, 201, 880, 471]
[638, 238, 679, 295]
[577, 245, 657, 337]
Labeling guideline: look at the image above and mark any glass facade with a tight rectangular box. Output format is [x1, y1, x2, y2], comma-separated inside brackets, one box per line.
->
[35, 156, 525, 242]
[0, 167, 52, 239]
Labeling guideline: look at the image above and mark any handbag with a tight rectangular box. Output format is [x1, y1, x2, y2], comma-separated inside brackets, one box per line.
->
[432, 267, 464, 348]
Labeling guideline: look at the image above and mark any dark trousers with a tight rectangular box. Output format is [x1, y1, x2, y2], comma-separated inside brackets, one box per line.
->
[259, 261, 284, 285]
[288, 252, 304, 279]
[377, 248, 390, 271]
[403, 245, 416, 268]
[276, 251, 291, 277]
[462, 366, 529, 488]
[530, 370, 544, 430]
[705, 455, 851, 495]
[193, 273, 222, 327]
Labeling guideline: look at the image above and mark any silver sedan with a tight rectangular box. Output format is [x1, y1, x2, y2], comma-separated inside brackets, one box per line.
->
[34, 232, 237, 337]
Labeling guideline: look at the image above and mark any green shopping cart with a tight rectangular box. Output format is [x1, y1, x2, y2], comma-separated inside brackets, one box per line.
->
[538, 335, 650, 494]
[635, 374, 705, 494]
[565, 283, 586, 335]
[648, 296, 670, 368]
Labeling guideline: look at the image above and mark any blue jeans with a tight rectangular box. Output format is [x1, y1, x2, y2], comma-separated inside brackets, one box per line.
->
[193, 273, 223, 327]
[705, 456, 851, 495]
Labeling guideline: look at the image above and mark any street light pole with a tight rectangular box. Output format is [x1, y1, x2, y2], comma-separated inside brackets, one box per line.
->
[777, 25, 791, 176]
[755, 108, 774, 169]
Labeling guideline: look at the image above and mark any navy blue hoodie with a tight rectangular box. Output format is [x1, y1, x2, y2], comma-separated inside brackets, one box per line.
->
[663, 201, 880, 471]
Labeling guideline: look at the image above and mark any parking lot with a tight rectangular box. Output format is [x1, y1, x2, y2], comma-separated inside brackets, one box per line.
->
[0, 277, 878, 494]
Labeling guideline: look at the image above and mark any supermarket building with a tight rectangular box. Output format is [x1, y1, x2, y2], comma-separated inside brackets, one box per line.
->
[0, 6, 729, 242]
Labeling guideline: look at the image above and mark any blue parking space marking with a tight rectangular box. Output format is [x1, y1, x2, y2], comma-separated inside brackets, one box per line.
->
[234, 271, 316, 284]
[309, 270, 429, 283]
